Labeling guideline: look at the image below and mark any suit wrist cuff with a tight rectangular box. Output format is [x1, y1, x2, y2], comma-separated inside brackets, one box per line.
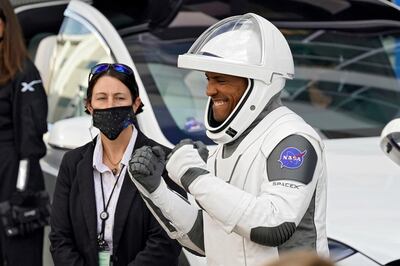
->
[181, 167, 209, 193]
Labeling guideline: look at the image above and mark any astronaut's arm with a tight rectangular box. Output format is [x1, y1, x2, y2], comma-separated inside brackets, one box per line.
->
[167, 134, 323, 247]
[134, 177, 205, 255]
[128, 146, 205, 255]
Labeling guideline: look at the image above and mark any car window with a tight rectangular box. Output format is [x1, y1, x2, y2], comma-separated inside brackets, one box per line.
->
[46, 16, 114, 123]
[283, 29, 400, 138]
[126, 26, 400, 144]
[125, 32, 213, 144]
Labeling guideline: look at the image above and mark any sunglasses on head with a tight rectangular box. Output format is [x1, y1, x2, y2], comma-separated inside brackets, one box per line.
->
[88, 63, 134, 83]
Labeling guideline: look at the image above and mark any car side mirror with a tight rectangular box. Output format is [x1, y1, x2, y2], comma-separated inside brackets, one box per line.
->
[48, 116, 99, 150]
[380, 118, 400, 166]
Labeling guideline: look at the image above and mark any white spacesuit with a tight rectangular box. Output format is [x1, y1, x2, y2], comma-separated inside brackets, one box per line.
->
[129, 13, 329, 266]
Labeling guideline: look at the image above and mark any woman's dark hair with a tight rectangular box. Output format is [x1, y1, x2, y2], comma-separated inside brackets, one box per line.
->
[85, 68, 144, 114]
[0, 0, 28, 85]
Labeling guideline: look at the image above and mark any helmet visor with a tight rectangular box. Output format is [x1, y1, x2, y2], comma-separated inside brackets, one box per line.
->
[188, 14, 263, 66]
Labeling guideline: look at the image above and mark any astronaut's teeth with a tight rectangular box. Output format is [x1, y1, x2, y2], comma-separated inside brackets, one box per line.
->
[214, 101, 225, 106]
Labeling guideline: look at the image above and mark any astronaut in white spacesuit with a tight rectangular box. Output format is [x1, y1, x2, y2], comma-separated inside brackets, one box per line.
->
[128, 13, 329, 266]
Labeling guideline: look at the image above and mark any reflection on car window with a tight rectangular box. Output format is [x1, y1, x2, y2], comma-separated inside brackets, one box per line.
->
[147, 64, 207, 132]
[126, 32, 212, 144]
[46, 16, 113, 123]
[283, 29, 400, 138]
[127, 27, 400, 143]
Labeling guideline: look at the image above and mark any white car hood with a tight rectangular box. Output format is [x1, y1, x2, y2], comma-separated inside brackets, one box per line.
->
[325, 137, 400, 264]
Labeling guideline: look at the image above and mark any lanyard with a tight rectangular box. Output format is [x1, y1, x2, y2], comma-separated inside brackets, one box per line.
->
[98, 164, 125, 243]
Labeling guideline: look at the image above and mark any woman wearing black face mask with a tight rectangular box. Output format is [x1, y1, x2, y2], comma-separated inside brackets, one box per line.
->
[49, 63, 185, 266]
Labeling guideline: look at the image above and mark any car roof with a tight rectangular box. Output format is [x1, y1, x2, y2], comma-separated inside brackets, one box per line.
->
[183, 0, 400, 22]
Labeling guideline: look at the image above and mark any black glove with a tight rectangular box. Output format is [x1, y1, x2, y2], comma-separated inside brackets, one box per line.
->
[129, 146, 165, 193]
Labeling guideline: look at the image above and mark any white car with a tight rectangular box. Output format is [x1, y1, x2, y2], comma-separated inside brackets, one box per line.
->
[32, 0, 400, 265]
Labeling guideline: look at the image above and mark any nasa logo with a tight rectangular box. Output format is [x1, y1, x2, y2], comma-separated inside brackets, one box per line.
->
[278, 147, 307, 169]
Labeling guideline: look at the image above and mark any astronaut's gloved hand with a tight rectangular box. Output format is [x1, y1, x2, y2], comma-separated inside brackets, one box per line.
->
[129, 146, 165, 193]
[166, 139, 209, 193]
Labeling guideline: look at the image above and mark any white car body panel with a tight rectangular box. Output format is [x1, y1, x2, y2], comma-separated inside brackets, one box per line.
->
[326, 137, 400, 264]
[47, 116, 97, 149]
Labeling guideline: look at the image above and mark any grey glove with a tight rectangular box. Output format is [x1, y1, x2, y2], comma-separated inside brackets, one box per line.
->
[129, 146, 165, 193]
[193, 140, 209, 163]
[167, 139, 209, 163]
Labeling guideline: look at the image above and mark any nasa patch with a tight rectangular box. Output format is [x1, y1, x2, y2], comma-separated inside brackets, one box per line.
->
[278, 147, 307, 169]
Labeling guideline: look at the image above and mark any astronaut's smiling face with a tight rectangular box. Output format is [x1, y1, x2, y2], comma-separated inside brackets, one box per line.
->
[205, 72, 248, 122]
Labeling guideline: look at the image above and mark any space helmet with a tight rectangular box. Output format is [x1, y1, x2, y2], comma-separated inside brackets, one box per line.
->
[178, 13, 294, 144]
[380, 118, 400, 166]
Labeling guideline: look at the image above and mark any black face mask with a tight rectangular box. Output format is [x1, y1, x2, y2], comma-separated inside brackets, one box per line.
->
[93, 106, 135, 140]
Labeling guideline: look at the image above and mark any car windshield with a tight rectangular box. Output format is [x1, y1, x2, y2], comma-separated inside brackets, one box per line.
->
[125, 25, 400, 144]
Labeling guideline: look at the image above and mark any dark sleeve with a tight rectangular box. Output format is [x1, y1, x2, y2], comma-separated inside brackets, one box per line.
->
[163, 169, 187, 198]
[49, 152, 85, 266]
[149, 141, 187, 199]
[17, 59, 48, 159]
[129, 207, 181, 266]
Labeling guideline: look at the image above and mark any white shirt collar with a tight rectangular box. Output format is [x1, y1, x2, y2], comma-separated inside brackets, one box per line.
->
[92, 125, 138, 173]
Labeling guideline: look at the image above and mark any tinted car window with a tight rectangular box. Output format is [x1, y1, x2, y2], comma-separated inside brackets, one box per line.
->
[283, 28, 400, 138]
[124, 31, 211, 144]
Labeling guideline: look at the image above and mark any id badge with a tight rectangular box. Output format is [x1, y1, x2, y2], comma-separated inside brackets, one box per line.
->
[98, 250, 111, 266]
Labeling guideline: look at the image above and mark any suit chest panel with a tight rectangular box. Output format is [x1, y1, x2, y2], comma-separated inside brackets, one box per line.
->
[209, 138, 268, 194]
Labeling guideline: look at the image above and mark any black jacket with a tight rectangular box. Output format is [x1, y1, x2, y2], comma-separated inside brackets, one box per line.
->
[49, 130, 184, 266]
[0, 58, 47, 194]
[11, 58, 48, 159]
